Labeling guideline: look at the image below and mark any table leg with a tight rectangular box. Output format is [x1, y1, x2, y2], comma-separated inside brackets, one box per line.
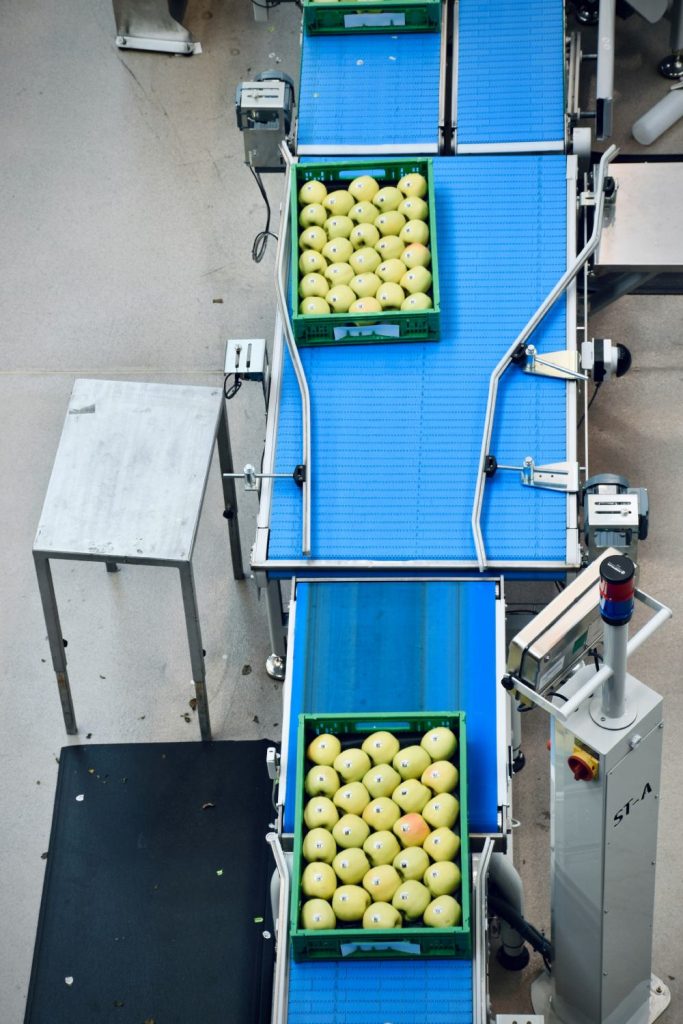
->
[106, 561, 119, 573]
[265, 579, 286, 681]
[179, 562, 211, 741]
[216, 403, 245, 581]
[33, 553, 77, 734]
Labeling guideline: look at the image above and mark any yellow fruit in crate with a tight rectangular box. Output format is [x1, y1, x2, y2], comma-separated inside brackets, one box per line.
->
[322, 237, 354, 264]
[326, 285, 356, 314]
[363, 902, 402, 930]
[308, 733, 342, 766]
[400, 267, 432, 295]
[421, 727, 457, 760]
[299, 226, 328, 253]
[299, 203, 327, 228]
[423, 794, 460, 829]
[377, 283, 405, 310]
[377, 259, 406, 284]
[301, 898, 336, 930]
[349, 201, 378, 224]
[421, 760, 458, 794]
[423, 861, 461, 897]
[304, 796, 339, 830]
[350, 223, 380, 250]
[375, 235, 405, 261]
[302, 862, 337, 900]
[334, 781, 371, 815]
[363, 864, 401, 903]
[325, 215, 354, 240]
[362, 797, 401, 831]
[392, 879, 431, 921]
[423, 827, 460, 862]
[305, 765, 340, 798]
[350, 273, 381, 298]
[334, 748, 372, 782]
[333, 885, 371, 922]
[375, 211, 406, 237]
[299, 179, 327, 205]
[393, 846, 430, 882]
[363, 830, 402, 866]
[325, 262, 355, 288]
[361, 731, 401, 765]
[400, 220, 430, 246]
[323, 190, 355, 216]
[333, 848, 371, 885]
[299, 273, 329, 300]
[423, 895, 461, 928]
[350, 297, 382, 314]
[393, 746, 432, 780]
[392, 779, 431, 814]
[393, 813, 430, 847]
[333, 813, 371, 849]
[401, 293, 432, 312]
[397, 173, 428, 198]
[350, 247, 382, 275]
[349, 175, 380, 201]
[303, 828, 337, 864]
[299, 250, 328, 275]
[300, 296, 331, 316]
[373, 186, 403, 211]
[401, 243, 431, 269]
[398, 196, 429, 221]
[363, 763, 402, 798]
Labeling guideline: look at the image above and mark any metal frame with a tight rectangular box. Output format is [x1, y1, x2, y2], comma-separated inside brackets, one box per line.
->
[565, 156, 581, 566]
[33, 397, 243, 742]
[473, 839, 495, 1024]
[450, 0, 460, 153]
[471, 144, 619, 573]
[510, 587, 672, 723]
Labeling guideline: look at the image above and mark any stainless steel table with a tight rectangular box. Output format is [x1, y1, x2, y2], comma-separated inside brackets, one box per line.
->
[33, 379, 244, 741]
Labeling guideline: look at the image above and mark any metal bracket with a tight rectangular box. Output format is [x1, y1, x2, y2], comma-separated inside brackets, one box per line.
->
[266, 746, 280, 782]
[224, 463, 305, 491]
[225, 338, 266, 381]
[490, 457, 579, 493]
[513, 343, 586, 382]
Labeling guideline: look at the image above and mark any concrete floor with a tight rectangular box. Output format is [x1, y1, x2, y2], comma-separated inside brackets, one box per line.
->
[1, 2, 681, 1021]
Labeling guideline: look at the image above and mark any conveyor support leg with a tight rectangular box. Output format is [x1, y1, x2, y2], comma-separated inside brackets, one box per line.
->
[490, 853, 530, 970]
[265, 580, 286, 681]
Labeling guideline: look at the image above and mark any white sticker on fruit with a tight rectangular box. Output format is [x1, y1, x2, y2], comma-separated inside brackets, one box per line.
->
[345, 12, 406, 26]
[65, 977, 74, 986]
[75, 794, 84, 802]
[333, 324, 400, 341]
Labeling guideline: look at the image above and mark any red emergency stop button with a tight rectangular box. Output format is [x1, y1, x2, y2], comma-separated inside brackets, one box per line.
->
[568, 749, 599, 782]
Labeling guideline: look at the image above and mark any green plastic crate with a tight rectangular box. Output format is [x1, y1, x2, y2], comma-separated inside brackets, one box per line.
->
[303, 0, 441, 36]
[291, 158, 441, 347]
[290, 711, 470, 961]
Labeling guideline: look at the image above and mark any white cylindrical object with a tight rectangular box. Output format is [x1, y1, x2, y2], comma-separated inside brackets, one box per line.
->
[633, 89, 683, 145]
[601, 622, 628, 719]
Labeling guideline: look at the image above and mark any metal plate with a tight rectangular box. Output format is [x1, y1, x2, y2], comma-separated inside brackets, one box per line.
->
[33, 379, 223, 563]
[596, 163, 683, 271]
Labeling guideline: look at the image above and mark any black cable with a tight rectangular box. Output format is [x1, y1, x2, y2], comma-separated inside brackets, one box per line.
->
[248, 163, 278, 263]
[545, 690, 568, 703]
[224, 373, 242, 400]
[488, 890, 553, 965]
[577, 382, 602, 430]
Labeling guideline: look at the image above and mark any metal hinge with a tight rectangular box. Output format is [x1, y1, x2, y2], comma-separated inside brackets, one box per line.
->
[266, 746, 280, 782]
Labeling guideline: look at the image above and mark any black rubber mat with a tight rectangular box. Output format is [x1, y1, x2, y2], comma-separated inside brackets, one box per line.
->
[25, 741, 277, 1024]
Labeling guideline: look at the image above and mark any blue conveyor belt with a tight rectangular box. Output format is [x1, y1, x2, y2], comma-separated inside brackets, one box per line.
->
[298, 33, 441, 153]
[270, 154, 569, 565]
[288, 957, 474, 1023]
[284, 579, 500, 834]
[456, 0, 565, 149]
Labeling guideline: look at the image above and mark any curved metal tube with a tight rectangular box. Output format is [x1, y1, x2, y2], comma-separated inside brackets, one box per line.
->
[275, 146, 312, 556]
[267, 832, 290, 1024]
[471, 144, 619, 572]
